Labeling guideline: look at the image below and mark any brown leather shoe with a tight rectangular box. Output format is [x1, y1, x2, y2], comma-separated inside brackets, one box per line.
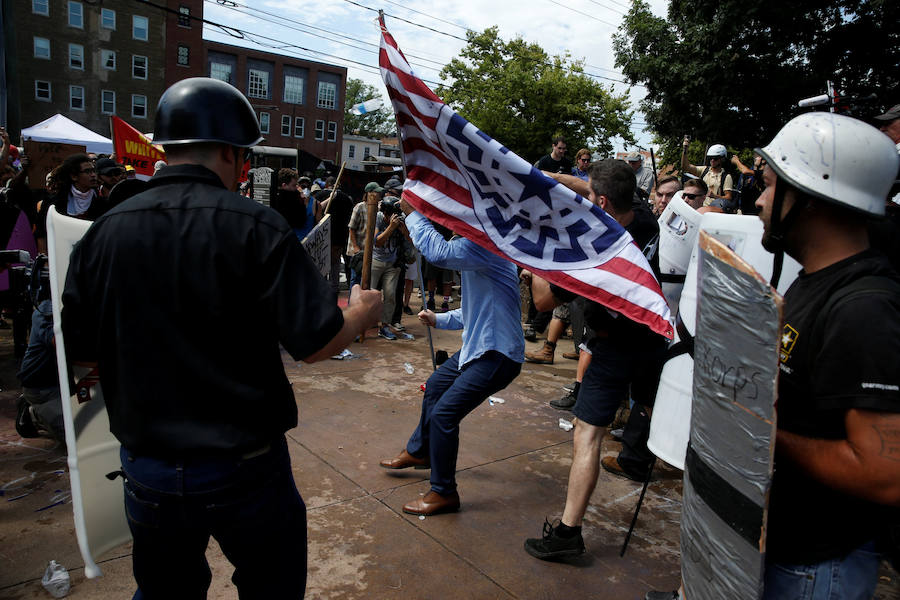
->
[380, 449, 430, 470]
[402, 490, 460, 515]
[562, 350, 579, 360]
[601, 456, 647, 482]
[524, 341, 555, 364]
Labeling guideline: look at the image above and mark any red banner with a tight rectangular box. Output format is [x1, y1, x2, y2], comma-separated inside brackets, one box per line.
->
[110, 116, 165, 178]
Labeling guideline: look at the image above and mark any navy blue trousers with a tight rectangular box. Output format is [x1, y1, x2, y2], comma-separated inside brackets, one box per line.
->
[406, 350, 521, 495]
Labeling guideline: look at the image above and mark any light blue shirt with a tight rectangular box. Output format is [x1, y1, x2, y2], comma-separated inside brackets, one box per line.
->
[406, 212, 524, 368]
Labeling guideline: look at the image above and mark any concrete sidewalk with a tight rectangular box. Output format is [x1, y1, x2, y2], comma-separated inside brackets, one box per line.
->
[0, 313, 896, 599]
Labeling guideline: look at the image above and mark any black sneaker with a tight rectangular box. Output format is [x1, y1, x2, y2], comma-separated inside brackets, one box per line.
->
[524, 325, 537, 342]
[403, 305, 414, 315]
[549, 391, 576, 411]
[524, 519, 585, 561]
[426, 298, 435, 312]
[440, 301, 450, 313]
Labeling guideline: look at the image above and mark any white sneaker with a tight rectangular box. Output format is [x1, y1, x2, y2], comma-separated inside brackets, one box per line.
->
[391, 322, 405, 332]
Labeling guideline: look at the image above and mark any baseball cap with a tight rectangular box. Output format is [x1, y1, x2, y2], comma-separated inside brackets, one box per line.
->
[874, 104, 900, 121]
[384, 177, 402, 191]
[625, 152, 642, 162]
[96, 157, 124, 175]
[364, 181, 384, 193]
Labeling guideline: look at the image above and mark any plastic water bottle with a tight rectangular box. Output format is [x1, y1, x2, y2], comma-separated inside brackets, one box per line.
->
[404, 362, 415, 374]
[41, 560, 70, 598]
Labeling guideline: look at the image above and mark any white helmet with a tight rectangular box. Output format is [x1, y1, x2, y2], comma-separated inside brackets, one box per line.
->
[756, 112, 899, 217]
[706, 144, 727, 158]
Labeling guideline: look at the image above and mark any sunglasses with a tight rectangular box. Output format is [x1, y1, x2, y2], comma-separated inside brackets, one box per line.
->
[683, 192, 704, 200]
[578, 157, 590, 162]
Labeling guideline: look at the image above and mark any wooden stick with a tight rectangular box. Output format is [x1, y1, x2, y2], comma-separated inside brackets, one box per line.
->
[322, 160, 347, 216]
[359, 191, 380, 341]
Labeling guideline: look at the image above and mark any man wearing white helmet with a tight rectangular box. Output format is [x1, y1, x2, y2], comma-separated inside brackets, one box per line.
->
[645, 111, 900, 600]
[754, 112, 900, 598]
[681, 136, 734, 211]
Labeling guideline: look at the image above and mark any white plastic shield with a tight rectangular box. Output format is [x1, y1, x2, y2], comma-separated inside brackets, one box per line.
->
[47, 207, 130, 579]
[648, 213, 801, 469]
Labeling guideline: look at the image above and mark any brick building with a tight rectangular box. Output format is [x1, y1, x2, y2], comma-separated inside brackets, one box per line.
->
[0, 0, 346, 163]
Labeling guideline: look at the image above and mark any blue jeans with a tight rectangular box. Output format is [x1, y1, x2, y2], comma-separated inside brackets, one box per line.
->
[120, 437, 307, 599]
[406, 350, 521, 495]
[763, 542, 880, 600]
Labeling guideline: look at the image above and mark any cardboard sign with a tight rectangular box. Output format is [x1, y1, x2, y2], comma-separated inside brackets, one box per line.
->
[46, 207, 130, 579]
[23, 140, 86, 190]
[301, 214, 331, 278]
[252, 167, 273, 206]
[680, 231, 782, 600]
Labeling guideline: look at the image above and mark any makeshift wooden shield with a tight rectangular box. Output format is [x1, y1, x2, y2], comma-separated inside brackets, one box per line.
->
[680, 231, 782, 599]
[46, 206, 130, 579]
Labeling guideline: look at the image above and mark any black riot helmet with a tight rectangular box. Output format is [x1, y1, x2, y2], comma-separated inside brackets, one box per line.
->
[153, 77, 264, 148]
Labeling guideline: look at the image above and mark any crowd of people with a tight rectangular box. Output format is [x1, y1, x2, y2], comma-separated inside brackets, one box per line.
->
[2, 75, 899, 599]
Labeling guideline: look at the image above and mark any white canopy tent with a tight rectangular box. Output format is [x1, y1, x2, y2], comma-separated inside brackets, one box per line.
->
[21, 114, 113, 154]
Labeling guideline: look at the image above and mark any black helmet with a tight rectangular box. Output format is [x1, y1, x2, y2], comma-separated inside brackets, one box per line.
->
[153, 77, 263, 147]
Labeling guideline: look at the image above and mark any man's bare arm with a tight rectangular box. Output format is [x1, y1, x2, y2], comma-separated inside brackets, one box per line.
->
[777, 408, 900, 507]
[542, 171, 590, 197]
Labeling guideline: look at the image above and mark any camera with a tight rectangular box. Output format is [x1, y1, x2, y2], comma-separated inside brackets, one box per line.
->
[380, 197, 403, 219]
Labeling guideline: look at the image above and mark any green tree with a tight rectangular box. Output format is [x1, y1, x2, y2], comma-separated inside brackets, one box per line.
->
[343, 78, 395, 138]
[613, 0, 899, 160]
[436, 28, 635, 161]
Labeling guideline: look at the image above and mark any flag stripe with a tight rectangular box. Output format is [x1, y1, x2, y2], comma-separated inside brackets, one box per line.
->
[407, 166, 474, 208]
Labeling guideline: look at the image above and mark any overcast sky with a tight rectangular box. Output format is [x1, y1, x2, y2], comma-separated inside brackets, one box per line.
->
[202, 0, 669, 152]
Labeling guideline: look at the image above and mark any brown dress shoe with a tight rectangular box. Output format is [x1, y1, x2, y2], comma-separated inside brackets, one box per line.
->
[601, 456, 647, 482]
[524, 341, 555, 364]
[380, 449, 430, 470]
[402, 490, 460, 515]
[562, 350, 579, 360]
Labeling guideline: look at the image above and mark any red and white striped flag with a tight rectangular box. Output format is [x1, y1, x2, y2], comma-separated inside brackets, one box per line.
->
[379, 18, 673, 339]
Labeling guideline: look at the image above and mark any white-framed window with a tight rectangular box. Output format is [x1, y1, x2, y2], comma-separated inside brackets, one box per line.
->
[294, 117, 304, 138]
[316, 81, 336, 109]
[259, 112, 270, 135]
[101, 49, 116, 70]
[132, 94, 147, 119]
[314, 119, 325, 140]
[327, 121, 337, 142]
[69, 85, 84, 111]
[68, 1, 83, 28]
[101, 90, 115, 115]
[32, 0, 49, 16]
[281, 115, 291, 136]
[247, 69, 268, 99]
[132, 55, 148, 79]
[210, 62, 231, 83]
[33, 36, 50, 59]
[178, 5, 191, 27]
[364, 146, 370, 159]
[177, 45, 189, 66]
[133, 15, 148, 41]
[101, 8, 115, 29]
[35, 80, 51, 102]
[348, 145, 355, 158]
[69, 43, 84, 70]
[283, 75, 304, 104]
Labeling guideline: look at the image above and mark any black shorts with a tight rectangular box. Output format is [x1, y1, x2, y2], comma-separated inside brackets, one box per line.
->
[573, 336, 667, 427]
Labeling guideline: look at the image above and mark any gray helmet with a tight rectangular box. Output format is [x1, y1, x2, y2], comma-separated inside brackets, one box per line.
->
[153, 77, 264, 147]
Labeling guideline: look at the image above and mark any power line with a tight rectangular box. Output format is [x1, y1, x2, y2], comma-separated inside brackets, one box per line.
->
[544, 0, 620, 27]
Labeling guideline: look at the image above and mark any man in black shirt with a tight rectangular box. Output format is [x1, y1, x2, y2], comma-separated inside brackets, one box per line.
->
[754, 113, 900, 598]
[522, 159, 668, 560]
[61, 78, 381, 599]
[534, 135, 573, 175]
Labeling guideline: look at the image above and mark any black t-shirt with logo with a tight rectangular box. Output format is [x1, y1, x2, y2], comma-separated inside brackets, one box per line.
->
[766, 250, 900, 563]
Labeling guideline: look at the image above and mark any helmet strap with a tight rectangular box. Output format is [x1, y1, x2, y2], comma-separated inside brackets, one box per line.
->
[767, 179, 804, 288]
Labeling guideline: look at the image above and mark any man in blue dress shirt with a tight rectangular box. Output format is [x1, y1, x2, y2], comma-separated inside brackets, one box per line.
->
[379, 197, 525, 515]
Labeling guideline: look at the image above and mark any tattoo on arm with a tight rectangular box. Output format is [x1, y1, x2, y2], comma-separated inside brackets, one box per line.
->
[873, 424, 900, 462]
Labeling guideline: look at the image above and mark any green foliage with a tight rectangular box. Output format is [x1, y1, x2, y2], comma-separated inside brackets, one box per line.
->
[343, 78, 395, 138]
[435, 28, 636, 161]
[613, 0, 899, 152]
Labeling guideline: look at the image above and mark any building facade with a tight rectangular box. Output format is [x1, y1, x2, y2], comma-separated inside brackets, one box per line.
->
[1, 0, 346, 162]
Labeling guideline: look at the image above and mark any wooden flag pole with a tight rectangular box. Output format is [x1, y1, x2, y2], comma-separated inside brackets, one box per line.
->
[359, 190, 380, 341]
